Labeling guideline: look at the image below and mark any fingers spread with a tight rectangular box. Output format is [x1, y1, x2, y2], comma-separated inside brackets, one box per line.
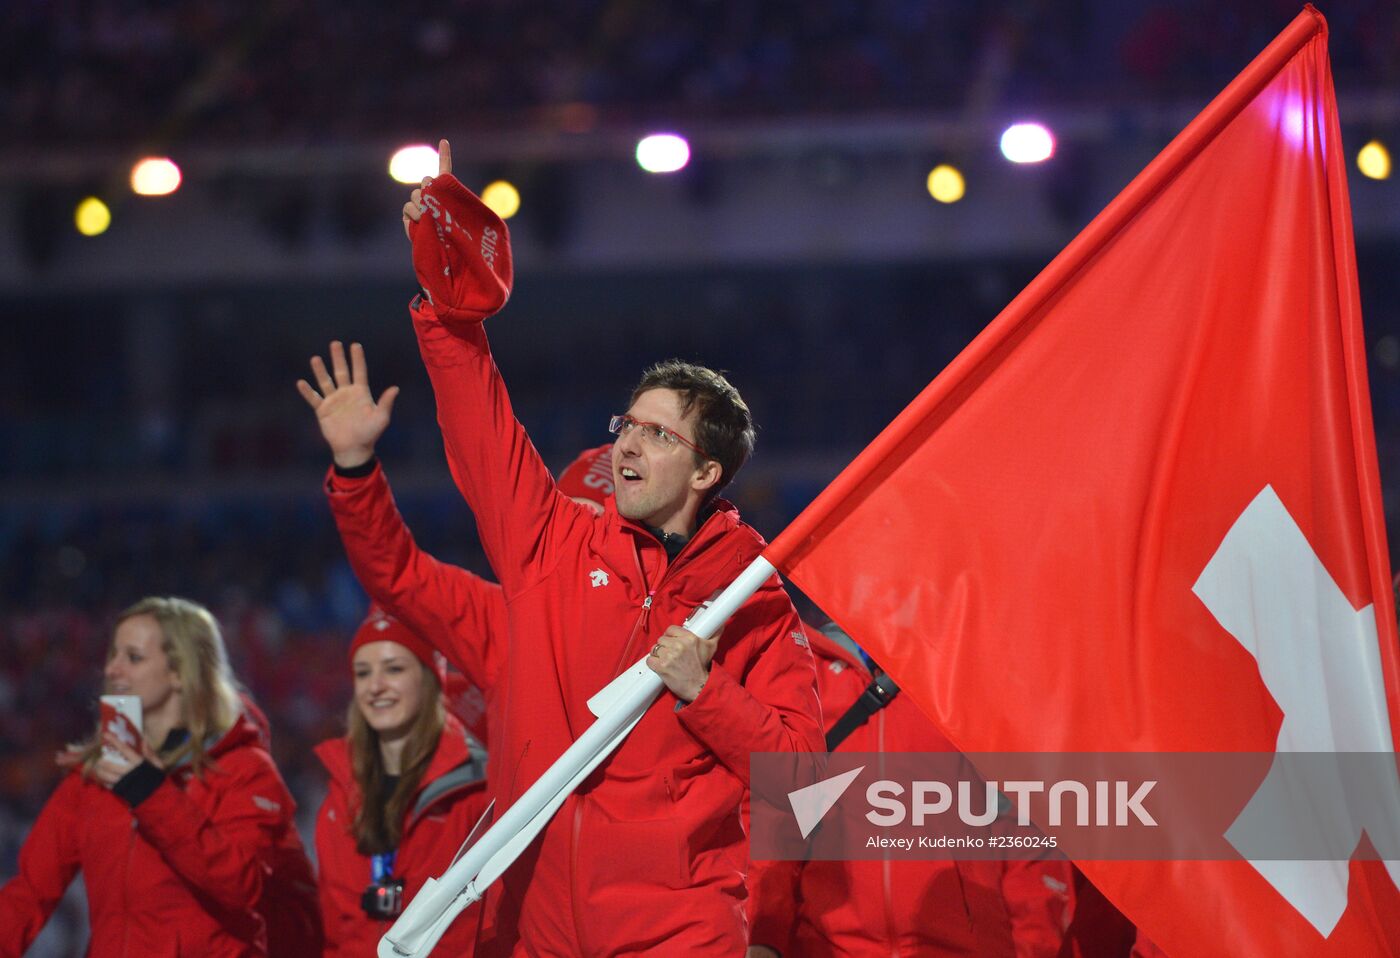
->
[330, 340, 350, 386]
[309, 354, 334, 392]
[295, 379, 322, 408]
[350, 342, 368, 387]
[377, 384, 400, 416]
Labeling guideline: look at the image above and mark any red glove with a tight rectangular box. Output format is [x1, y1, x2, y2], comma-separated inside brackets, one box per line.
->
[409, 174, 513, 323]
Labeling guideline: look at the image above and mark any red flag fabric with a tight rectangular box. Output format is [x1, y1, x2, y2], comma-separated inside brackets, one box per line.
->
[765, 7, 1400, 956]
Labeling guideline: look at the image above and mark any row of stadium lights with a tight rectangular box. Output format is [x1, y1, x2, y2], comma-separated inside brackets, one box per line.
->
[72, 126, 1395, 238]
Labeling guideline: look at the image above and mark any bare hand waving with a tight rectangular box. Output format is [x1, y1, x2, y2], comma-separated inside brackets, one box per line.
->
[296, 341, 399, 470]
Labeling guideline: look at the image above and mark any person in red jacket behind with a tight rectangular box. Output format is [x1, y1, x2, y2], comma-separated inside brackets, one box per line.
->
[748, 623, 1074, 958]
[315, 608, 490, 957]
[0, 596, 305, 958]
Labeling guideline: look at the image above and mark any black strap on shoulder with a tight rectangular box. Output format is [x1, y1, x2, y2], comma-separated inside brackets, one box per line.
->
[825, 672, 901, 751]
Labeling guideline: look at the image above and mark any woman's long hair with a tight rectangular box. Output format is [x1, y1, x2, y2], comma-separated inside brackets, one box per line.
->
[347, 663, 445, 855]
[81, 596, 242, 777]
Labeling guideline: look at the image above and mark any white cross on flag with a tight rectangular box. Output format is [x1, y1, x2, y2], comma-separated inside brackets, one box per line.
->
[762, 6, 1400, 954]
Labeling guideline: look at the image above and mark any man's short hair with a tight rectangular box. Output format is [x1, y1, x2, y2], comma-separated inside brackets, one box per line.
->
[631, 359, 756, 497]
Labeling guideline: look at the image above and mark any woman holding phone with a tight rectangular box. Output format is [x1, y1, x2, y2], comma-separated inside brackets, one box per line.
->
[0, 596, 308, 958]
[314, 608, 489, 956]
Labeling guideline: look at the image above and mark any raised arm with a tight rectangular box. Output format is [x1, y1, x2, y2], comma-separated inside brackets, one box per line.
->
[296, 339, 398, 472]
[401, 139, 584, 595]
[299, 341, 507, 687]
[326, 464, 506, 689]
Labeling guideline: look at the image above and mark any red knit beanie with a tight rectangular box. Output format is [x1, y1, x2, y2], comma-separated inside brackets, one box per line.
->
[348, 606, 448, 687]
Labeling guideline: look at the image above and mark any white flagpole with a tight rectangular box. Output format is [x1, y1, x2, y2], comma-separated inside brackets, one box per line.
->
[378, 556, 778, 958]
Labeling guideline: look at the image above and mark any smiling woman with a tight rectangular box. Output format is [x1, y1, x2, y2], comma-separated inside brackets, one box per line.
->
[313, 608, 490, 957]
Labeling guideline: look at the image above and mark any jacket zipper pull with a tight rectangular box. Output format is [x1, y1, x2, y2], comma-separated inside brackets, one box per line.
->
[640, 592, 654, 629]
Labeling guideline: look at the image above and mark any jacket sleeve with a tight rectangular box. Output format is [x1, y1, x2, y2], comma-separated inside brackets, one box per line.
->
[133, 748, 293, 918]
[1004, 860, 1074, 958]
[410, 295, 587, 598]
[325, 461, 507, 689]
[0, 775, 82, 958]
[676, 586, 824, 785]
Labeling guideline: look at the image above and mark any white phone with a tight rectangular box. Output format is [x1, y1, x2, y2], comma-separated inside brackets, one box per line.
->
[99, 694, 143, 764]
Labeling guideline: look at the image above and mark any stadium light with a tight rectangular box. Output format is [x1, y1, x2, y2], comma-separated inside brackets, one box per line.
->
[480, 180, 521, 219]
[74, 197, 112, 236]
[130, 158, 181, 196]
[636, 133, 690, 174]
[389, 144, 441, 185]
[926, 165, 966, 203]
[999, 123, 1055, 164]
[1358, 140, 1391, 181]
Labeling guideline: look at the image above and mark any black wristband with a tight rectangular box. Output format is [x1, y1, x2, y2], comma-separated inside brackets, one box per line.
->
[333, 456, 378, 479]
[112, 760, 167, 808]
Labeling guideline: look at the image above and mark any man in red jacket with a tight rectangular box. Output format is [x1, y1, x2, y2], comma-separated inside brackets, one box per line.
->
[353, 139, 822, 957]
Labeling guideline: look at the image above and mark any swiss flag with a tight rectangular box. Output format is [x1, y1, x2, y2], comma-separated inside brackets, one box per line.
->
[764, 7, 1400, 956]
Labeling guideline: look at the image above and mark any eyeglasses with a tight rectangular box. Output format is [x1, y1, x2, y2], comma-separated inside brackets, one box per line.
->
[608, 414, 707, 457]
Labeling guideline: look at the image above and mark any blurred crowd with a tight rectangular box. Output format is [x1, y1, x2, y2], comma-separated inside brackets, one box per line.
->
[4, 0, 1397, 149]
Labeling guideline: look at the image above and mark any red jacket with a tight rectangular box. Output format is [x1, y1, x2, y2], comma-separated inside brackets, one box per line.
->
[242, 697, 325, 958]
[314, 713, 490, 957]
[749, 630, 1073, 958]
[324, 461, 507, 751]
[0, 711, 300, 958]
[408, 297, 824, 957]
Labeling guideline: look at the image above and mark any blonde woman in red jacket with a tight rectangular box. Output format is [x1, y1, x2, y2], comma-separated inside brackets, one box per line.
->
[314, 610, 489, 957]
[0, 596, 306, 958]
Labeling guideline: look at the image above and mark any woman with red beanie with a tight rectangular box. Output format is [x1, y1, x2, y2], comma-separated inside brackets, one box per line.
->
[314, 608, 489, 957]
[0, 596, 309, 958]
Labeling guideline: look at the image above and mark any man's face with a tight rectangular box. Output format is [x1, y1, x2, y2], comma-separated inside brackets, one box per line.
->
[612, 388, 712, 534]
